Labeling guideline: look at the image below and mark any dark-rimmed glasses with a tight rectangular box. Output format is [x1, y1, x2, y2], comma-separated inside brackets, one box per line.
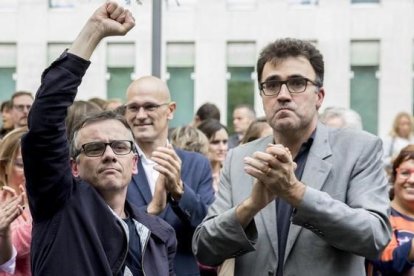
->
[259, 77, 320, 96]
[74, 140, 134, 157]
[125, 102, 169, 113]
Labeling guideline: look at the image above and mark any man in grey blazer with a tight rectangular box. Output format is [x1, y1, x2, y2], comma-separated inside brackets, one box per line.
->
[192, 38, 391, 276]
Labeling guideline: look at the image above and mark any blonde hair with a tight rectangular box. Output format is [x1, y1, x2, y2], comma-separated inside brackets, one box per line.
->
[0, 127, 28, 187]
[170, 126, 209, 155]
[390, 112, 414, 137]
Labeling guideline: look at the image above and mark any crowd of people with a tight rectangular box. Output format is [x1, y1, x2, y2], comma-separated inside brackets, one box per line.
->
[0, 1, 414, 275]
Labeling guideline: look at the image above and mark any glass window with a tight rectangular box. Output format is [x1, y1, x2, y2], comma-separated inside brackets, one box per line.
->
[227, 42, 255, 133]
[0, 0, 17, 11]
[166, 42, 195, 127]
[107, 43, 135, 100]
[166, 0, 197, 11]
[0, 44, 16, 102]
[287, 0, 318, 5]
[350, 41, 380, 134]
[227, 0, 256, 10]
[49, 0, 76, 8]
[351, 0, 380, 3]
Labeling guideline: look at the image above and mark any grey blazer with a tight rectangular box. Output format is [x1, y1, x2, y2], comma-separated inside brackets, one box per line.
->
[193, 123, 392, 276]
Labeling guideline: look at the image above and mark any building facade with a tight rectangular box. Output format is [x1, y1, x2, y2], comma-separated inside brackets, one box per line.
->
[0, 0, 411, 137]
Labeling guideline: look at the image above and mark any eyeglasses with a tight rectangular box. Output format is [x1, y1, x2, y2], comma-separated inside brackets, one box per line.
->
[396, 168, 414, 179]
[259, 77, 320, 97]
[75, 140, 134, 157]
[125, 102, 169, 113]
[13, 104, 32, 112]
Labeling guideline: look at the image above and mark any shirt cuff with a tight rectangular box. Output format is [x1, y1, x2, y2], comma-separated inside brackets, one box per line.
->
[0, 246, 16, 274]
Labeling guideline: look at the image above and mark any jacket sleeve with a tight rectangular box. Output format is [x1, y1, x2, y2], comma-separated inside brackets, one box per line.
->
[167, 228, 177, 276]
[192, 150, 257, 266]
[21, 51, 90, 222]
[292, 137, 392, 259]
[169, 152, 215, 228]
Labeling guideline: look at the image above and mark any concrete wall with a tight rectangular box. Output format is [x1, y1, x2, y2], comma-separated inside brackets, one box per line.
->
[0, 0, 412, 137]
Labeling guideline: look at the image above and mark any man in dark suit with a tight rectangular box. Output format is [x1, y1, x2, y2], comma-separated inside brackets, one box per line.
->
[22, 3, 177, 275]
[125, 76, 215, 275]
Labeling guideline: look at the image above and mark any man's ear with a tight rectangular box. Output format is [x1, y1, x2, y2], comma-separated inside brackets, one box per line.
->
[167, 102, 176, 120]
[316, 87, 325, 110]
[71, 158, 80, 177]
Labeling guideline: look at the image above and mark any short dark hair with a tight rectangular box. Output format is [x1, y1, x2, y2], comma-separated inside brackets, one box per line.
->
[196, 103, 220, 121]
[70, 110, 135, 158]
[197, 119, 228, 140]
[256, 38, 324, 86]
[11, 91, 33, 105]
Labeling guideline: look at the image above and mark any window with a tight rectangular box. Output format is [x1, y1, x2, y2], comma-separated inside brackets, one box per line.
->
[49, 0, 108, 9]
[412, 42, 414, 114]
[49, 0, 76, 8]
[166, 0, 197, 11]
[0, 0, 17, 11]
[288, 0, 318, 5]
[166, 42, 195, 127]
[227, 0, 256, 10]
[106, 43, 135, 100]
[0, 44, 16, 103]
[226, 42, 256, 133]
[350, 41, 380, 134]
[351, 0, 380, 3]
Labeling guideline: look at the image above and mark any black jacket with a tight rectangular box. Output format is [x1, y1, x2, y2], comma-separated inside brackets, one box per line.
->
[22, 51, 177, 276]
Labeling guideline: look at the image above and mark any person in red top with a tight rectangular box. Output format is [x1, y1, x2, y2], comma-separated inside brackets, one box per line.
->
[0, 127, 31, 276]
[368, 144, 414, 275]
[0, 188, 25, 275]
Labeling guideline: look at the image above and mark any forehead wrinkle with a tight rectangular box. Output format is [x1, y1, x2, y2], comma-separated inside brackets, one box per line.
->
[75, 120, 134, 146]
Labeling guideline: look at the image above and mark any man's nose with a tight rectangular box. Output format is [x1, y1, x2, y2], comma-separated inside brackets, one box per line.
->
[276, 84, 292, 99]
[135, 106, 148, 118]
[101, 144, 117, 161]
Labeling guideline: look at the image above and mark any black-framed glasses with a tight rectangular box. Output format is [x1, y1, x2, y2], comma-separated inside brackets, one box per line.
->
[74, 140, 134, 157]
[259, 77, 320, 96]
[125, 102, 169, 113]
[13, 104, 32, 112]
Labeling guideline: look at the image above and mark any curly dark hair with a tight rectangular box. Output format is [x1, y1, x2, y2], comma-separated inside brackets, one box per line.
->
[256, 38, 324, 86]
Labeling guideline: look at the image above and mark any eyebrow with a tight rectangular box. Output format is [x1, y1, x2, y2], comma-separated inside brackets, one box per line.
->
[263, 74, 306, 82]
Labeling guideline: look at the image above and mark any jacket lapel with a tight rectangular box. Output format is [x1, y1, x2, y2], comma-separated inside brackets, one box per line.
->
[131, 157, 152, 204]
[284, 123, 332, 262]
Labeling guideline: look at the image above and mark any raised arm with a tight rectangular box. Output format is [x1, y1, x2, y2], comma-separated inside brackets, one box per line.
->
[21, 1, 135, 222]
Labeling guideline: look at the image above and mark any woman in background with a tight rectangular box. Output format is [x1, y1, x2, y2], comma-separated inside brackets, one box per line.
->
[383, 112, 414, 171]
[170, 125, 209, 155]
[198, 119, 228, 194]
[368, 144, 414, 275]
[0, 127, 31, 276]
